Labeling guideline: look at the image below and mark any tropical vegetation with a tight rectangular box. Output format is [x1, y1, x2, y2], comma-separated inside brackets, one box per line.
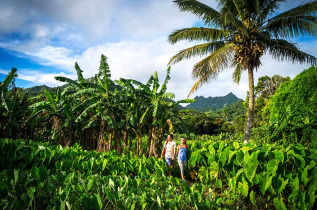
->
[1, 0, 317, 209]
[168, 0, 317, 141]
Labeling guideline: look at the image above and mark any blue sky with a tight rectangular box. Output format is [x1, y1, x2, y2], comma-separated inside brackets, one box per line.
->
[0, 0, 316, 100]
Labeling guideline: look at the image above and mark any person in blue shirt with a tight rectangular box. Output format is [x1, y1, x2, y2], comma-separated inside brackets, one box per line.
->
[175, 137, 188, 181]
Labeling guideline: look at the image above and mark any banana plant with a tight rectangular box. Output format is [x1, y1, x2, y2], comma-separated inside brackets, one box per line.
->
[142, 67, 195, 156]
[115, 78, 152, 155]
[71, 55, 123, 152]
[29, 89, 75, 146]
[0, 68, 30, 139]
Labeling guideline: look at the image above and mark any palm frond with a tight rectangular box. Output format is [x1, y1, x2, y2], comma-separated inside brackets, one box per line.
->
[232, 0, 246, 20]
[257, 0, 285, 22]
[168, 27, 226, 44]
[173, 0, 222, 26]
[265, 15, 317, 38]
[187, 43, 234, 97]
[265, 39, 317, 65]
[192, 43, 234, 79]
[270, 1, 317, 19]
[223, 10, 248, 36]
[232, 63, 243, 85]
[264, 1, 317, 38]
[168, 41, 226, 65]
[187, 78, 204, 98]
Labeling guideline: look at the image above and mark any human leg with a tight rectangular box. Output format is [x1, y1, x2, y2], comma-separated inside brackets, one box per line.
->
[166, 158, 173, 176]
[178, 160, 185, 180]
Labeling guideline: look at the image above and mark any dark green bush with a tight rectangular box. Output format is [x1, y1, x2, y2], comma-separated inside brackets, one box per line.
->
[269, 66, 317, 148]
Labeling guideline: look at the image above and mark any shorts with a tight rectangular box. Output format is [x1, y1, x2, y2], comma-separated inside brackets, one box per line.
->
[165, 157, 174, 166]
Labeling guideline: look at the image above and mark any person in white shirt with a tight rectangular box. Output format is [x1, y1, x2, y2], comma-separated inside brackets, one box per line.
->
[161, 134, 177, 176]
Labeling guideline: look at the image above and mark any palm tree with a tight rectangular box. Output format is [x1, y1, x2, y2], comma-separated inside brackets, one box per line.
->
[168, 0, 317, 142]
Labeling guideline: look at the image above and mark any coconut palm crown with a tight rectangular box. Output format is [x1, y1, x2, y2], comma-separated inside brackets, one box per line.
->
[168, 0, 317, 141]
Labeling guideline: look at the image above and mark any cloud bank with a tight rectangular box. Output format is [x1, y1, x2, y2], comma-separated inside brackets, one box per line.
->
[0, 0, 315, 100]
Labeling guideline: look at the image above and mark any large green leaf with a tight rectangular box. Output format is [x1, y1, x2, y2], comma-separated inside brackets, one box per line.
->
[260, 173, 273, 195]
[92, 193, 103, 210]
[245, 151, 258, 183]
[250, 190, 256, 206]
[274, 150, 284, 163]
[273, 197, 287, 210]
[43, 89, 57, 112]
[104, 116, 117, 129]
[238, 180, 249, 197]
[267, 159, 278, 175]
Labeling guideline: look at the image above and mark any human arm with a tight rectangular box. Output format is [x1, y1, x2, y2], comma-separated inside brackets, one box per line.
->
[174, 145, 180, 160]
[172, 143, 177, 160]
[161, 141, 167, 158]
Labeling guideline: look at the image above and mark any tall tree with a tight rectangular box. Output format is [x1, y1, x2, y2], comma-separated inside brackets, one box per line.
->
[168, 0, 317, 142]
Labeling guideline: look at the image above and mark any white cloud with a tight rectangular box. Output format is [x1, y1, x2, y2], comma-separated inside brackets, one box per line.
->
[19, 70, 75, 86]
[11, 36, 312, 101]
[0, 0, 316, 102]
[27, 46, 76, 71]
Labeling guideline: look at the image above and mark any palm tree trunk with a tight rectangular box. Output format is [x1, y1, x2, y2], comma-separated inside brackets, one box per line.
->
[243, 65, 255, 142]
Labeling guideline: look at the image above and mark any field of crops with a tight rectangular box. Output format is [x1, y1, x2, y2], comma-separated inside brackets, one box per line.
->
[1, 138, 316, 209]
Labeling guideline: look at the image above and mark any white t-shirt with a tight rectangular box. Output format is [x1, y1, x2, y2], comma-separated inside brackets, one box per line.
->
[164, 140, 177, 159]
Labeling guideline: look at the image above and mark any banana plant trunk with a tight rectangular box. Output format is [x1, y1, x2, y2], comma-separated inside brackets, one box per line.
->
[64, 129, 73, 147]
[114, 129, 121, 154]
[146, 129, 152, 155]
[122, 123, 128, 150]
[155, 127, 164, 156]
[137, 128, 143, 156]
[97, 118, 106, 152]
[132, 127, 143, 156]
[149, 125, 157, 157]
[243, 65, 255, 143]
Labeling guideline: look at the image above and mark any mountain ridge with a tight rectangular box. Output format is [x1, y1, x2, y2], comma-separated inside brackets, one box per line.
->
[185, 92, 242, 111]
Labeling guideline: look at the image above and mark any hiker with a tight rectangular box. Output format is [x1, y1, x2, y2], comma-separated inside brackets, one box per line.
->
[161, 134, 177, 176]
[175, 137, 188, 181]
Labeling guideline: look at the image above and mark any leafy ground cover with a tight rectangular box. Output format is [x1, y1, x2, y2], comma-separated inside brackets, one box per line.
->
[1, 138, 316, 209]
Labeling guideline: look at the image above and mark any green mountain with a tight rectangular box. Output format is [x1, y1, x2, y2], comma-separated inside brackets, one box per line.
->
[186, 92, 241, 111]
[22, 85, 55, 96]
[20, 79, 118, 96]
